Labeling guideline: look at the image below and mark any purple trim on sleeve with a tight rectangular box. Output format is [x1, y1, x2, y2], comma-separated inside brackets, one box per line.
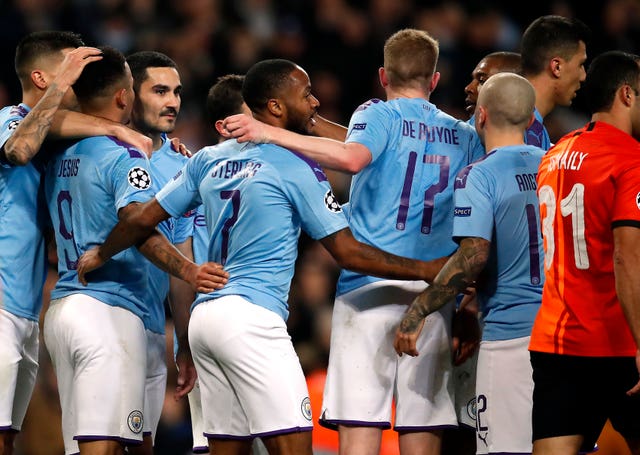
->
[10, 105, 29, 117]
[0, 425, 18, 433]
[193, 445, 209, 454]
[290, 152, 327, 182]
[108, 136, 146, 159]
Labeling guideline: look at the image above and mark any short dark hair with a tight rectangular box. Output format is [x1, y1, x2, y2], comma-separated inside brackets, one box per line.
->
[520, 15, 591, 76]
[72, 46, 127, 105]
[242, 59, 298, 112]
[126, 51, 177, 93]
[206, 74, 245, 126]
[583, 51, 640, 114]
[14, 31, 84, 82]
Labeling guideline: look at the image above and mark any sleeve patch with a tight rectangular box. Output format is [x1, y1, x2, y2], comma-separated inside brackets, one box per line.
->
[127, 166, 152, 190]
[324, 190, 342, 213]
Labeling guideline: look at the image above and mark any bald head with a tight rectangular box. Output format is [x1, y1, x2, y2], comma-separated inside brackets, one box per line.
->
[477, 72, 535, 129]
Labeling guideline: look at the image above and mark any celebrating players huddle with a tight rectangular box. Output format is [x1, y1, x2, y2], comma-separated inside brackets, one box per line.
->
[1, 15, 640, 455]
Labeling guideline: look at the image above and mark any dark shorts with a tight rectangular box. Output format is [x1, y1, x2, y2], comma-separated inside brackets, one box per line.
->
[530, 351, 640, 451]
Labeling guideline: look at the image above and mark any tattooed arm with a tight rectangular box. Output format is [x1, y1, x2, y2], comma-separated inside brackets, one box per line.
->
[394, 236, 490, 357]
[77, 199, 229, 292]
[2, 47, 103, 165]
[320, 227, 448, 284]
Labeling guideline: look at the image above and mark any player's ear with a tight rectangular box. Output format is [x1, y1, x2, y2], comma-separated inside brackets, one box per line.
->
[215, 119, 226, 136]
[115, 88, 129, 109]
[379, 67, 388, 88]
[30, 69, 48, 90]
[430, 71, 441, 92]
[266, 98, 283, 118]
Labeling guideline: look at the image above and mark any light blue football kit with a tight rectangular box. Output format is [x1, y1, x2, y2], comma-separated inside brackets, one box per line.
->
[45, 135, 155, 319]
[146, 135, 193, 334]
[452, 144, 545, 454]
[158, 139, 348, 438]
[469, 108, 550, 150]
[525, 108, 551, 150]
[0, 104, 47, 321]
[338, 97, 485, 295]
[0, 103, 47, 432]
[157, 139, 348, 320]
[452, 144, 545, 340]
[321, 97, 485, 431]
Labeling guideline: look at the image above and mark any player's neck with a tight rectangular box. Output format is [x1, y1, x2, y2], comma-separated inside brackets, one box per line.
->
[384, 86, 429, 101]
[484, 130, 526, 152]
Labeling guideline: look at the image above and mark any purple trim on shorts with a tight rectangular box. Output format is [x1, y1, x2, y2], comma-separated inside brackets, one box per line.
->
[395, 424, 458, 433]
[74, 435, 142, 446]
[193, 445, 209, 454]
[204, 425, 313, 441]
[0, 426, 18, 433]
[203, 433, 253, 441]
[485, 452, 532, 455]
[319, 418, 391, 431]
[253, 425, 313, 438]
[457, 421, 476, 430]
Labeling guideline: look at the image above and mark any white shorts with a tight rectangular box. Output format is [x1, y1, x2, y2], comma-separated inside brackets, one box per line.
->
[321, 280, 457, 430]
[187, 380, 209, 453]
[0, 308, 39, 431]
[143, 330, 167, 441]
[189, 296, 313, 438]
[453, 349, 478, 429]
[475, 336, 533, 454]
[44, 294, 147, 455]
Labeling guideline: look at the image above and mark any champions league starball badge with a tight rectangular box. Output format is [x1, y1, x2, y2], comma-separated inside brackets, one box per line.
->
[324, 190, 342, 213]
[127, 167, 152, 190]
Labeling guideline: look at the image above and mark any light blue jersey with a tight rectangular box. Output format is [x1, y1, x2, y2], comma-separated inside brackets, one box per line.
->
[145, 136, 193, 334]
[452, 145, 545, 341]
[525, 108, 551, 150]
[0, 104, 47, 321]
[192, 205, 207, 265]
[337, 98, 485, 296]
[157, 140, 349, 321]
[44, 136, 155, 321]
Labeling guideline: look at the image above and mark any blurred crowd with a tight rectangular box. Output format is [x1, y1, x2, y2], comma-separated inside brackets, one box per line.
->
[2, 0, 640, 454]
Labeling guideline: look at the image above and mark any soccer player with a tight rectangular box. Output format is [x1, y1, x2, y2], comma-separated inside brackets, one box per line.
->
[530, 50, 640, 455]
[446, 50, 523, 455]
[0, 31, 112, 455]
[223, 29, 486, 455]
[75, 58, 453, 455]
[185, 73, 250, 454]
[125, 50, 197, 455]
[520, 15, 591, 150]
[42, 46, 226, 455]
[464, 51, 521, 122]
[394, 72, 545, 455]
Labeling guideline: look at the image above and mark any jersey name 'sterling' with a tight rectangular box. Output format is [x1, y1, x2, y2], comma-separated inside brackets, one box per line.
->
[210, 160, 262, 179]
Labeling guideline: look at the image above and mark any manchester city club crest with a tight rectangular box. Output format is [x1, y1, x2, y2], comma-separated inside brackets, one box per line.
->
[127, 410, 144, 434]
[300, 397, 312, 421]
